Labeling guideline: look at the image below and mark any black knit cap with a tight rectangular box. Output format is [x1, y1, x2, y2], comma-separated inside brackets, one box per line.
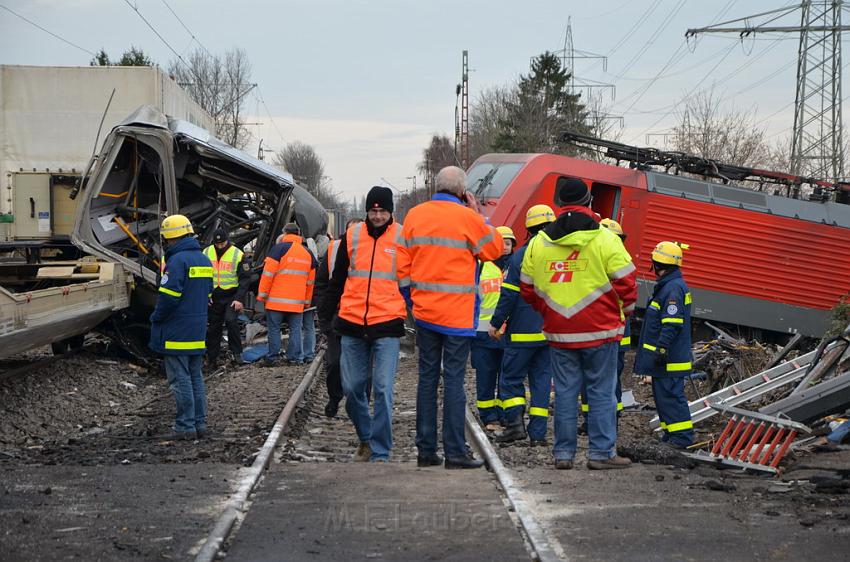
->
[555, 176, 591, 207]
[213, 227, 228, 244]
[365, 186, 394, 213]
[283, 222, 300, 234]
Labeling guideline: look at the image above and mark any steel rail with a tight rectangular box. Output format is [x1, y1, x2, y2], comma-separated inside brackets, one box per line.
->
[464, 408, 564, 562]
[194, 350, 325, 562]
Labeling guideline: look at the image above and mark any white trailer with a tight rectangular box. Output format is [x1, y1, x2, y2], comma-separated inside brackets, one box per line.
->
[0, 65, 213, 245]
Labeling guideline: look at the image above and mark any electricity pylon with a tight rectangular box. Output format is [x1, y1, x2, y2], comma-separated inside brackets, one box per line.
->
[687, 1, 850, 181]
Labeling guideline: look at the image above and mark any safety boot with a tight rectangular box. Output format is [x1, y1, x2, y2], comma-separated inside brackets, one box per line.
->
[586, 455, 632, 470]
[495, 416, 527, 443]
[353, 442, 372, 462]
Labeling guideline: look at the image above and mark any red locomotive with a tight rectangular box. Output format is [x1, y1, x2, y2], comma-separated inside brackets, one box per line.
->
[466, 133, 850, 337]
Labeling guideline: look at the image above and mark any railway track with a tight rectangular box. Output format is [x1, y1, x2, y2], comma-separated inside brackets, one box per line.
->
[2, 345, 847, 561]
[196, 350, 560, 562]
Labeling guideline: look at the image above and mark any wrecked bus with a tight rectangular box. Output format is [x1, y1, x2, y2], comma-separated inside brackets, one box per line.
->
[468, 134, 850, 338]
[69, 105, 325, 355]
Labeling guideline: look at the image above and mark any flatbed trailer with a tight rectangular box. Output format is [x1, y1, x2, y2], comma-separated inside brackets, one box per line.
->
[0, 259, 131, 358]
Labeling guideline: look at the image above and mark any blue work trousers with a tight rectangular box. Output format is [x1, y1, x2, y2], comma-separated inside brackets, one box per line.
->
[164, 354, 206, 434]
[652, 377, 694, 447]
[551, 343, 618, 461]
[341, 335, 400, 461]
[500, 346, 552, 441]
[267, 310, 303, 362]
[471, 336, 503, 424]
[302, 308, 317, 362]
[415, 327, 471, 459]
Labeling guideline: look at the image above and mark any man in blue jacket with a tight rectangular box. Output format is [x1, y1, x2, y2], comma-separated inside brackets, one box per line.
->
[634, 241, 694, 449]
[149, 214, 214, 440]
[490, 205, 556, 445]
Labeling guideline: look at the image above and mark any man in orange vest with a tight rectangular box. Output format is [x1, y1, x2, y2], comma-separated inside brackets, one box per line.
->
[316, 218, 363, 418]
[397, 166, 504, 469]
[256, 223, 317, 366]
[319, 187, 406, 462]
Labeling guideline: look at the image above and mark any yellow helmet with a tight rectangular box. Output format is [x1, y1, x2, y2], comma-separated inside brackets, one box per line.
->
[160, 214, 194, 239]
[651, 241, 689, 266]
[496, 225, 516, 242]
[525, 204, 556, 228]
[599, 218, 624, 237]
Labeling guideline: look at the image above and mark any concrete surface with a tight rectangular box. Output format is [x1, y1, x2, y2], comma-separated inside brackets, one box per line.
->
[0, 463, 238, 561]
[507, 458, 850, 561]
[225, 462, 530, 561]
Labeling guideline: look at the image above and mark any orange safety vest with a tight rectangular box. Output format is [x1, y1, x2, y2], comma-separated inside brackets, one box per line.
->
[396, 195, 504, 334]
[338, 222, 406, 326]
[257, 234, 313, 313]
[327, 239, 340, 278]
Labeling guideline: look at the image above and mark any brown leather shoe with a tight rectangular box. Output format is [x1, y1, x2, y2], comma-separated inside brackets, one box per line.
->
[353, 442, 371, 462]
[587, 455, 632, 470]
[554, 459, 573, 470]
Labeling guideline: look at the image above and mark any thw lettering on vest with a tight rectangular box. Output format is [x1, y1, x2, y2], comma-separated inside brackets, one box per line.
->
[547, 251, 586, 283]
[480, 278, 502, 293]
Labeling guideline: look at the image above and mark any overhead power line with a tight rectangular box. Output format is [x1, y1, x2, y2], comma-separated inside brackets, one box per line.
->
[159, 0, 213, 57]
[626, 42, 739, 144]
[255, 86, 286, 147]
[121, 0, 193, 73]
[0, 3, 96, 56]
[614, 0, 687, 78]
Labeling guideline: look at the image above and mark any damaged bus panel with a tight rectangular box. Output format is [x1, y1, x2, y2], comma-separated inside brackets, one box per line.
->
[72, 105, 326, 299]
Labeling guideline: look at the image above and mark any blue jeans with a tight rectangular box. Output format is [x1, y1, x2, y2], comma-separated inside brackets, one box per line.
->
[267, 310, 303, 362]
[415, 327, 471, 459]
[550, 343, 617, 461]
[302, 308, 317, 362]
[341, 335, 400, 461]
[164, 355, 206, 433]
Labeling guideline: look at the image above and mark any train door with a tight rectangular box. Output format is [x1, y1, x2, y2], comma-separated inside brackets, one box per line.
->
[590, 182, 620, 220]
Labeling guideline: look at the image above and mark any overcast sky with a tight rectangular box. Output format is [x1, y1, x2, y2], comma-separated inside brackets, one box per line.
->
[1, 0, 827, 201]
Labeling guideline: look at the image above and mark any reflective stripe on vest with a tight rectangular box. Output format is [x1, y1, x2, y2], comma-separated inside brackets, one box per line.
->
[477, 261, 503, 330]
[338, 222, 406, 325]
[510, 332, 546, 342]
[261, 235, 313, 312]
[165, 340, 205, 350]
[204, 245, 242, 290]
[327, 239, 340, 278]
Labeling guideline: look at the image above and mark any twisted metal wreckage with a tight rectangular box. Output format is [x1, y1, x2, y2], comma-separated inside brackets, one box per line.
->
[69, 105, 326, 359]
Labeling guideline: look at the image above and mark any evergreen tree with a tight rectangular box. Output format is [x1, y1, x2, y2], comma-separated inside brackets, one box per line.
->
[494, 51, 590, 154]
[90, 46, 154, 67]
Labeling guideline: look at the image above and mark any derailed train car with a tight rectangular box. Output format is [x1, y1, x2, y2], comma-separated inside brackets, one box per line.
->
[70, 105, 326, 352]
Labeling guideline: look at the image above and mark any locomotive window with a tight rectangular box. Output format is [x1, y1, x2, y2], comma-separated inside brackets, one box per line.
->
[590, 182, 620, 219]
[467, 162, 524, 200]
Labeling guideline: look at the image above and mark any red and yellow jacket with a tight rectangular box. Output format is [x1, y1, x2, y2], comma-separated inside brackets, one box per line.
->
[520, 207, 636, 349]
[397, 193, 504, 336]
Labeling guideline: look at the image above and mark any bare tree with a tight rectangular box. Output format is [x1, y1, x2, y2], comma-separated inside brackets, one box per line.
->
[671, 89, 770, 168]
[168, 47, 253, 149]
[275, 142, 344, 209]
[418, 135, 456, 194]
[469, 85, 516, 162]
